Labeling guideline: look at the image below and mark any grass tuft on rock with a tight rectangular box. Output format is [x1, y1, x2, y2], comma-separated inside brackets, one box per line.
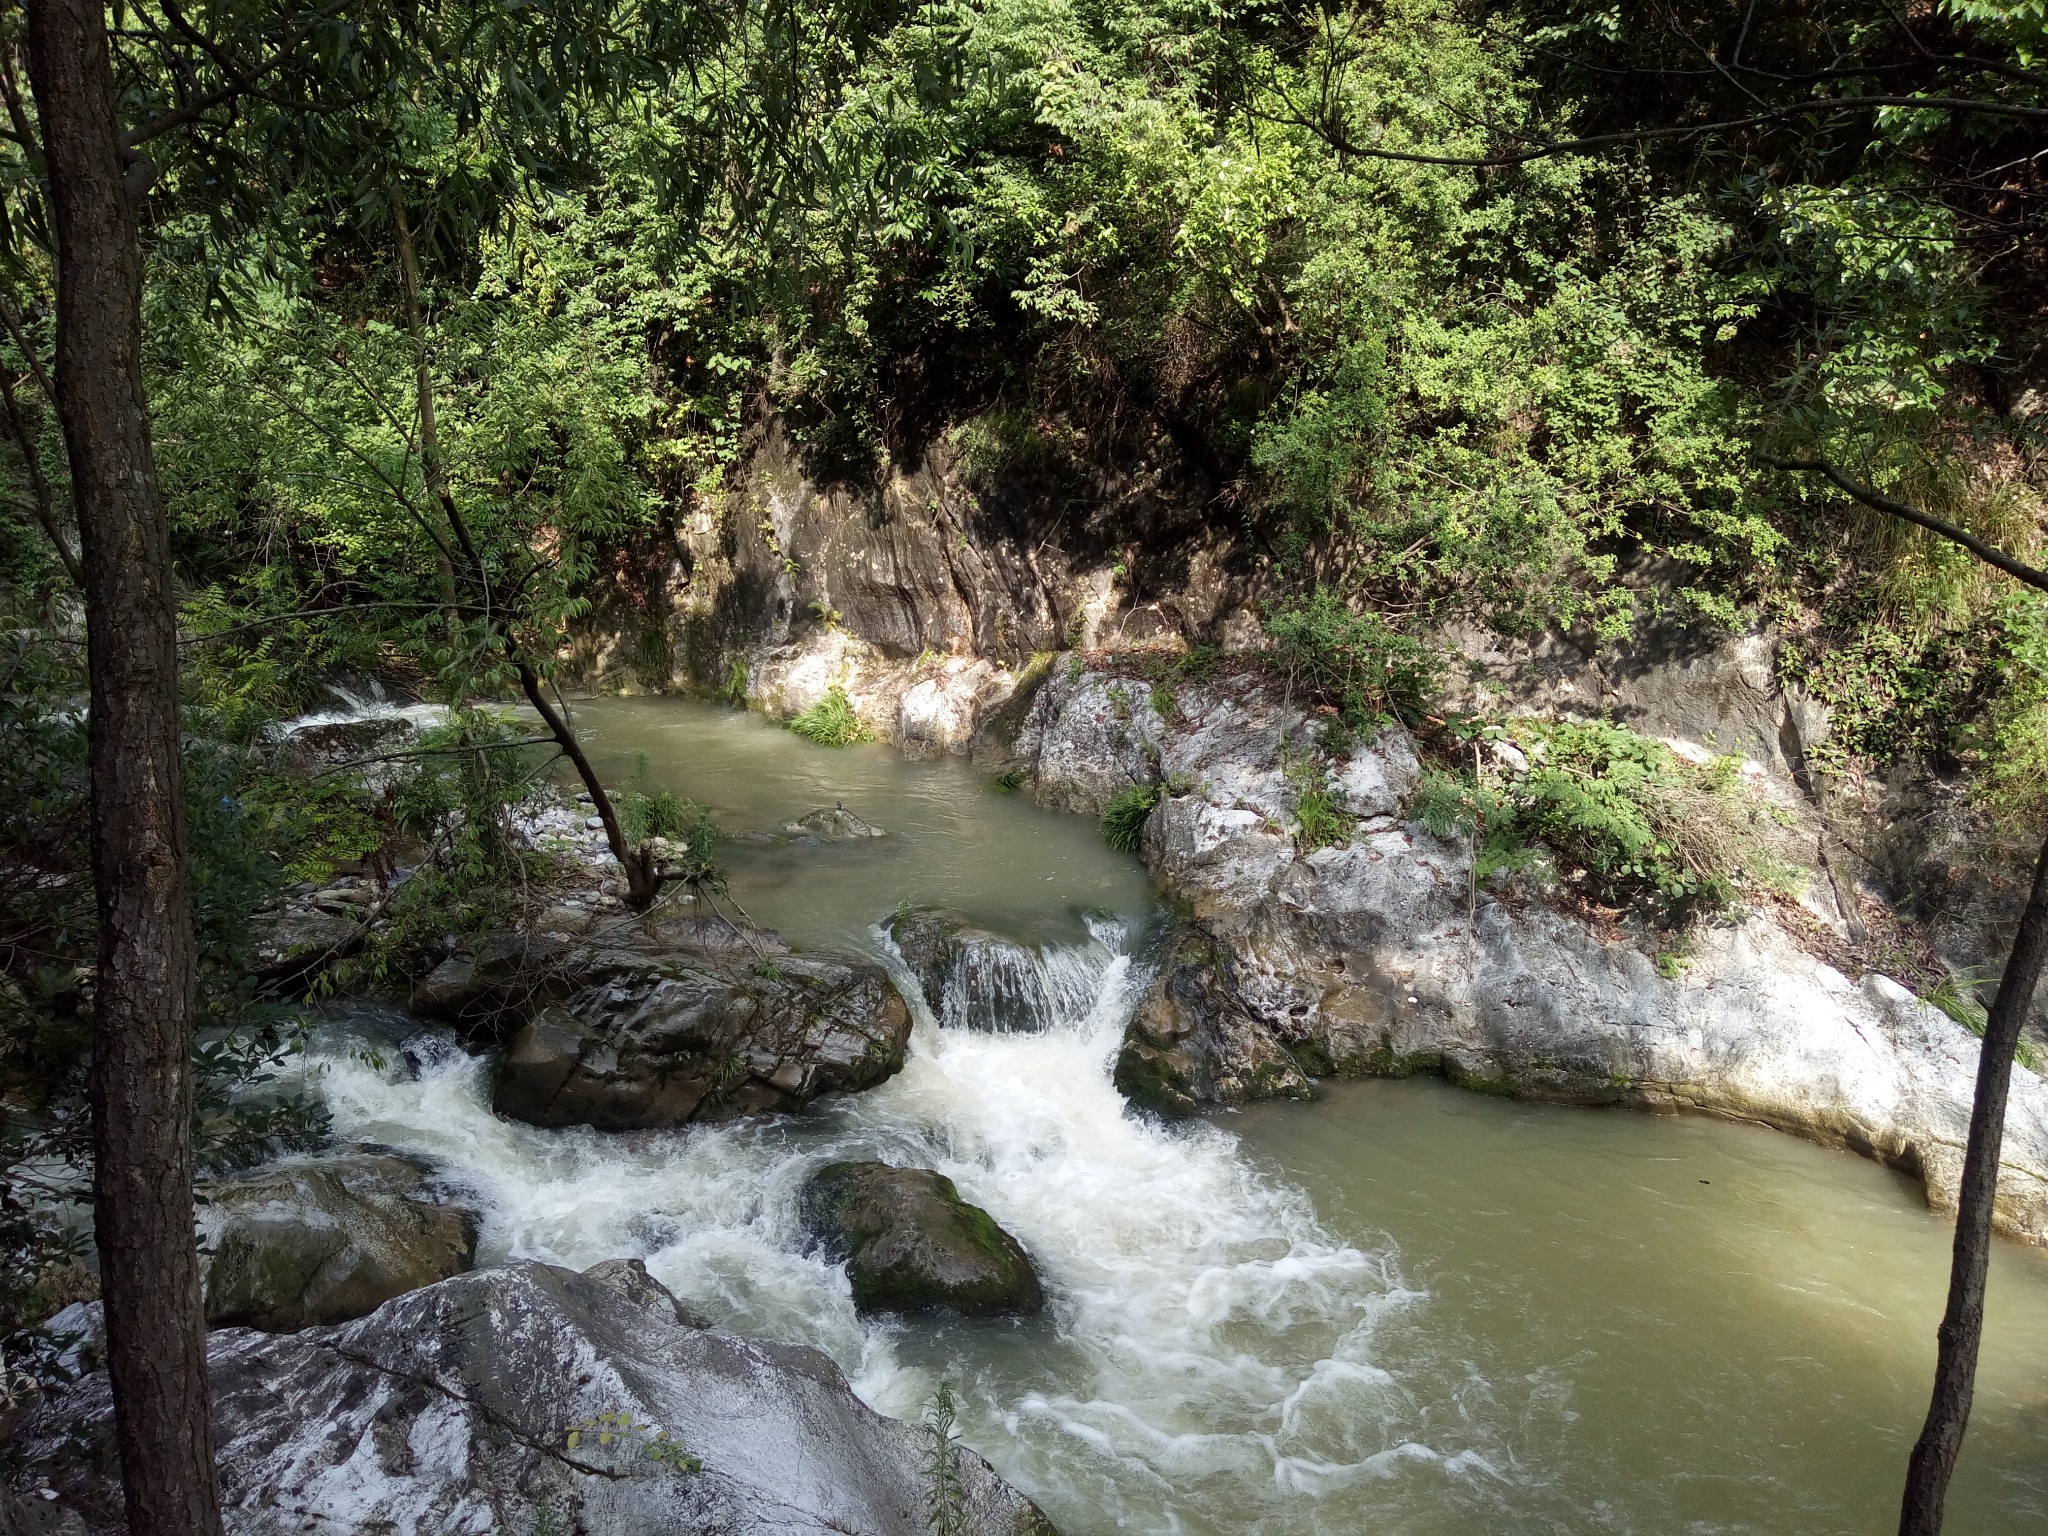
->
[1101, 782, 1162, 853]
[787, 687, 873, 748]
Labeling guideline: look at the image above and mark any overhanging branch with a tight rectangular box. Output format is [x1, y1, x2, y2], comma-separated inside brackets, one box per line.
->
[1761, 453, 2048, 597]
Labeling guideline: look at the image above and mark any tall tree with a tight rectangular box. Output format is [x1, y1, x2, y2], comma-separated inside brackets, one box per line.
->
[21, 2, 216, 1530]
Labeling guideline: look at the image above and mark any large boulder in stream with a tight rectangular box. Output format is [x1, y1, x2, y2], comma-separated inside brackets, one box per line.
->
[198, 1148, 478, 1332]
[15, 1261, 1058, 1536]
[410, 916, 912, 1130]
[801, 1161, 1044, 1317]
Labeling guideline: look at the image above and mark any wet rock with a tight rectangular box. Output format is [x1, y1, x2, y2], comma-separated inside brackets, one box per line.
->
[1018, 664, 2048, 1244]
[245, 908, 365, 985]
[580, 1257, 713, 1329]
[18, 1262, 1057, 1536]
[801, 1161, 1043, 1317]
[276, 713, 419, 776]
[1114, 929, 1314, 1116]
[198, 1149, 477, 1332]
[887, 907, 1101, 1033]
[782, 805, 887, 840]
[482, 918, 911, 1131]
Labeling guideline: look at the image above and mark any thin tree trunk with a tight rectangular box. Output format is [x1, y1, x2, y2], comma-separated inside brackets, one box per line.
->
[22, 3, 222, 1534]
[387, 198, 656, 907]
[389, 192, 460, 614]
[1898, 826, 2048, 1535]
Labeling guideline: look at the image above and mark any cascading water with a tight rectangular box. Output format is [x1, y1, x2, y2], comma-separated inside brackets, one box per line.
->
[299, 917, 1502, 1534]
[276, 695, 2048, 1535]
[931, 927, 1119, 1034]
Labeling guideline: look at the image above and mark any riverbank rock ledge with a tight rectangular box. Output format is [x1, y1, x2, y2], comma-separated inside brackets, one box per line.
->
[409, 916, 912, 1130]
[1013, 664, 2048, 1245]
[198, 1148, 478, 1332]
[802, 1161, 1045, 1316]
[16, 1261, 1057, 1536]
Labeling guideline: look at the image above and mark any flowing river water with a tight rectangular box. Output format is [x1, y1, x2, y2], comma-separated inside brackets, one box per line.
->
[302, 695, 2048, 1534]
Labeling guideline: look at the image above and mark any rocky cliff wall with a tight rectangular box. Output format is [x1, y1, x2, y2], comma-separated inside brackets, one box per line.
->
[1001, 664, 2048, 1246]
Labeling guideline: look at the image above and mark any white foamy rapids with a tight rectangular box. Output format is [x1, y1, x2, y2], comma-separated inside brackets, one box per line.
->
[300, 924, 1496, 1534]
[275, 686, 449, 738]
[928, 925, 1113, 1035]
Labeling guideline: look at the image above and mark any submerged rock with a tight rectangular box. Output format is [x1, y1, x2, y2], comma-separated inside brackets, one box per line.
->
[782, 804, 888, 840]
[18, 1262, 1057, 1536]
[801, 1161, 1044, 1316]
[468, 918, 910, 1131]
[198, 1149, 477, 1332]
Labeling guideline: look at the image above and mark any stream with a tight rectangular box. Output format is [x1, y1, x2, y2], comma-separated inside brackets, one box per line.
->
[300, 695, 2048, 1534]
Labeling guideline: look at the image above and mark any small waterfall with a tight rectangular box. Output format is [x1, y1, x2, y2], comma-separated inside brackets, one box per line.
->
[293, 914, 1450, 1536]
[933, 919, 1123, 1035]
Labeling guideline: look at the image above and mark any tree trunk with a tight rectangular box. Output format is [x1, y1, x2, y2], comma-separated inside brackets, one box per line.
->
[22, 5, 223, 1534]
[1898, 826, 2048, 1535]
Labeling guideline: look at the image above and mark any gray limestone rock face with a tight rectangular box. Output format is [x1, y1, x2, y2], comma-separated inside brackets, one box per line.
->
[198, 1149, 477, 1332]
[1012, 670, 1165, 816]
[17, 1262, 1058, 1536]
[1017, 665, 2048, 1245]
[801, 1162, 1045, 1316]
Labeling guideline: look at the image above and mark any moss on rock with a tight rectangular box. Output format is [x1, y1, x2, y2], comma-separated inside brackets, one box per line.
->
[801, 1161, 1043, 1317]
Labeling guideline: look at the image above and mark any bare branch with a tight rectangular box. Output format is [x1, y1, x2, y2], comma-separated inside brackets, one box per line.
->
[1760, 453, 2048, 596]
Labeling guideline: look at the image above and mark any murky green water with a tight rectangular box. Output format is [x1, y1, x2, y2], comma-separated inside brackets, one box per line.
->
[315, 693, 2048, 1533]
[562, 694, 1155, 951]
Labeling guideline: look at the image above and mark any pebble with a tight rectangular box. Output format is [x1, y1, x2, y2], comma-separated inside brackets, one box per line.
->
[584, 817, 604, 830]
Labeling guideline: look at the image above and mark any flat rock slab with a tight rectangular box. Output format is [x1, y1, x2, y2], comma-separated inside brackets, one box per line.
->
[19, 1262, 1057, 1536]
[803, 1161, 1044, 1316]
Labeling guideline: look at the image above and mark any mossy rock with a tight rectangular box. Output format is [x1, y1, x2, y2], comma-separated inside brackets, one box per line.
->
[199, 1149, 477, 1332]
[800, 1161, 1043, 1317]
[1112, 1035, 1201, 1117]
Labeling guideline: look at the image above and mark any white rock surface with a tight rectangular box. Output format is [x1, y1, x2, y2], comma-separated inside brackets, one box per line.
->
[21, 1263, 1054, 1536]
[1022, 667, 2048, 1244]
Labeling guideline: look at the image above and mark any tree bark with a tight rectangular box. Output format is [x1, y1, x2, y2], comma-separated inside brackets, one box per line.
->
[1898, 827, 2048, 1535]
[22, 4, 223, 1534]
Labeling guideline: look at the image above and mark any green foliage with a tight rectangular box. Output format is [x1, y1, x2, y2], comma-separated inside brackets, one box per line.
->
[615, 754, 720, 885]
[787, 687, 873, 747]
[990, 767, 1028, 793]
[1285, 756, 1349, 850]
[719, 659, 750, 706]
[1267, 592, 1437, 730]
[1101, 782, 1163, 853]
[921, 1382, 967, 1536]
[1422, 718, 1761, 927]
[1922, 972, 2048, 1077]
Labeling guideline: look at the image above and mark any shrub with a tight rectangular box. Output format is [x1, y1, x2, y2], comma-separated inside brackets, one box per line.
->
[990, 767, 1028, 793]
[1267, 590, 1437, 729]
[1420, 717, 1756, 927]
[615, 754, 719, 882]
[788, 687, 873, 747]
[1285, 756, 1349, 850]
[1101, 782, 1162, 853]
